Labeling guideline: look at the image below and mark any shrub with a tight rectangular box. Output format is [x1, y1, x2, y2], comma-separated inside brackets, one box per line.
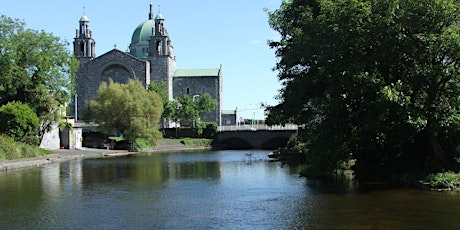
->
[425, 172, 460, 189]
[0, 135, 50, 161]
[0, 102, 39, 145]
[195, 122, 217, 137]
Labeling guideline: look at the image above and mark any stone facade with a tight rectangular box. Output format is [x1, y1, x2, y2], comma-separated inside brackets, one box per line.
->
[173, 69, 223, 124]
[72, 3, 222, 125]
[73, 50, 150, 118]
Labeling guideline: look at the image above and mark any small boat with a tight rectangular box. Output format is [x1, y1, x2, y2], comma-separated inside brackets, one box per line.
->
[267, 151, 280, 159]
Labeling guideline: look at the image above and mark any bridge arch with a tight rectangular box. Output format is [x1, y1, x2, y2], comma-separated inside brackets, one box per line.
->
[213, 130, 296, 150]
[214, 137, 253, 150]
[260, 137, 290, 150]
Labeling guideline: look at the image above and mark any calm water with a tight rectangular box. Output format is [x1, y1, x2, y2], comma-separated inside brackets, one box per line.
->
[1, 150, 460, 229]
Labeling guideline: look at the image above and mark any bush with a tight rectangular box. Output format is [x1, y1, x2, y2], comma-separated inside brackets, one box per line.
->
[0, 102, 39, 145]
[135, 138, 157, 149]
[425, 172, 460, 189]
[195, 122, 217, 137]
[0, 135, 50, 161]
[181, 138, 213, 147]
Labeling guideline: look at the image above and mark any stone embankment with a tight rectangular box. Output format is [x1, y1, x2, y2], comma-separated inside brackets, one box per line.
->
[0, 139, 208, 172]
[144, 139, 211, 152]
[0, 148, 122, 172]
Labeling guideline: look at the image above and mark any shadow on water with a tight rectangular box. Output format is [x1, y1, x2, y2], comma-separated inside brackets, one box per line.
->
[2, 150, 460, 229]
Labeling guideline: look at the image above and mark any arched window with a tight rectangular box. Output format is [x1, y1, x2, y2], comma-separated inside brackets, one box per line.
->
[186, 88, 190, 95]
[201, 87, 206, 95]
[80, 42, 85, 54]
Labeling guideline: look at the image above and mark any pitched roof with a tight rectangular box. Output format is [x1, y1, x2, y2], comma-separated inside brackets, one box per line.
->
[222, 110, 237, 114]
[174, 69, 220, 77]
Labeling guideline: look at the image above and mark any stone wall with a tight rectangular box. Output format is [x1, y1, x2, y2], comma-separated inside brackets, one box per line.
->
[73, 49, 149, 119]
[39, 124, 60, 150]
[173, 76, 221, 124]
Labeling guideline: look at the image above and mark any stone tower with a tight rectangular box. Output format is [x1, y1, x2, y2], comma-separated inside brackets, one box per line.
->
[129, 2, 176, 100]
[148, 10, 176, 100]
[73, 10, 95, 62]
[72, 11, 96, 120]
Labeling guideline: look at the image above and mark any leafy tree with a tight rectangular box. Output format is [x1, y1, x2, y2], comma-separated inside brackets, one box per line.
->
[148, 81, 169, 105]
[148, 81, 172, 129]
[0, 102, 39, 145]
[267, 0, 460, 180]
[195, 93, 218, 121]
[0, 15, 79, 143]
[167, 93, 217, 128]
[90, 79, 163, 146]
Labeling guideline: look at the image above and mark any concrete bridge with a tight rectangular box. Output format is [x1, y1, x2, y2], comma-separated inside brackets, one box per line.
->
[213, 125, 297, 150]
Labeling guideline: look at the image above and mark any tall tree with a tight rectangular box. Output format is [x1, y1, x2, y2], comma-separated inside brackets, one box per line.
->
[166, 93, 217, 128]
[0, 15, 79, 143]
[267, 0, 460, 180]
[90, 79, 163, 145]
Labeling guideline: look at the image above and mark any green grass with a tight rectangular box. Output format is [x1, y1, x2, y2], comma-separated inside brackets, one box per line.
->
[0, 135, 53, 161]
[179, 138, 212, 147]
[108, 136, 125, 142]
[135, 138, 157, 149]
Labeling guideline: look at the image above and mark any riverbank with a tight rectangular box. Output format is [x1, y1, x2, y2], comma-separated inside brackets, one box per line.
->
[0, 148, 123, 172]
[0, 139, 210, 172]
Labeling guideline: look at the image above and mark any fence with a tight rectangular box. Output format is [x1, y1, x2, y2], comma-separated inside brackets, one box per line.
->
[218, 124, 298, 132]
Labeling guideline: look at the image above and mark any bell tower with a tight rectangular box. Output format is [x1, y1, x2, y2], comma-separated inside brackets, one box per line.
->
[148, 6, 176, 100]
[149, 9, 170, 57]
[73, 8, 95, 61]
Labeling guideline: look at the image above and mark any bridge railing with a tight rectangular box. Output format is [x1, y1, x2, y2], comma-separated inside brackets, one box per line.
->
[218, 124, 298, 132]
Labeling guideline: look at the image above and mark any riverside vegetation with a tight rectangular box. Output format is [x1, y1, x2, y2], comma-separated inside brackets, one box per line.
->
[266, 0, 460, 190]
[0, 135, 52, 161]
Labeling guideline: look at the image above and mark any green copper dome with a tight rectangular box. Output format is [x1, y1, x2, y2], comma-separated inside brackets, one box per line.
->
[131, 20, 154, 44]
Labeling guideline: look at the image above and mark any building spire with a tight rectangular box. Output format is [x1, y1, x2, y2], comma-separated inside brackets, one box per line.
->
[149, 0, 154, 20]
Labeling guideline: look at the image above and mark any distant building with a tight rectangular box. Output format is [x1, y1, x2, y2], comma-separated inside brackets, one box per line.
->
[222, 110, 237, 126]
[72, 2, 222, 126]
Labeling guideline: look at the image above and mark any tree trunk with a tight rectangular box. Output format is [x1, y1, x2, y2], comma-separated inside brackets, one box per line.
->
[427, 130, 457, 170]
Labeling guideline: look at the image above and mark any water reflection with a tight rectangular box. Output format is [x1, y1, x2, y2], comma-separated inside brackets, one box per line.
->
[1, 150, 460, 229]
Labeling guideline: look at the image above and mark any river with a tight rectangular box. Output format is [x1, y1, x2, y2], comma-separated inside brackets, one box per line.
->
[1, 150, 460, 229]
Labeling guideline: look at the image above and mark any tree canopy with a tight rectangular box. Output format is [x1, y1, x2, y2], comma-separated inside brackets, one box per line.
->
[0, 15, 78, 143]
[165, 93, 217, 128]
[267, 0, 460, 180]
[0, 102, 39, 145]
[90, 79, 163, 143]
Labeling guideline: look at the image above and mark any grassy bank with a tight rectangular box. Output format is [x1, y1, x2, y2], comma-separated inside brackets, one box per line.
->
[179, 138, 213, 148]
[0, 135, 53, 161]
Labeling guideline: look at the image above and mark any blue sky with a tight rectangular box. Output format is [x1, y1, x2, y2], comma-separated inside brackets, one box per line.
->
[0, 0, 283, 120]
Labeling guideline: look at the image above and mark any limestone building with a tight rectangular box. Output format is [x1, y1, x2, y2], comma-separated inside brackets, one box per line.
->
[72, 3, 222, 126]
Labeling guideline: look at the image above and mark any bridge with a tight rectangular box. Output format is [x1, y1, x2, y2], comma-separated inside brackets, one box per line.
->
[213, 124, 298, 150]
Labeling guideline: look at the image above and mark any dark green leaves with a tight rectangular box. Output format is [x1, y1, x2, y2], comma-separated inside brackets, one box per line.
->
[267, 0, 460, 179]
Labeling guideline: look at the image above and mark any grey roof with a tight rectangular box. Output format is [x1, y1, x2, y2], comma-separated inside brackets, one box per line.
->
[174, 69, 220, 77]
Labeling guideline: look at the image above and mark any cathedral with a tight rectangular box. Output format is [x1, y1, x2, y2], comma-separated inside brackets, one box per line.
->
[72, 2, 223, 126]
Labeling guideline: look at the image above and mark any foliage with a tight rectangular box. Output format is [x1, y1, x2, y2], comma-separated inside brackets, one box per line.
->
[267, 0, 460, 180]
[165, 93, 217, 127]
[135, 137, 157, 149]
[58, 121, 73, 131]
[276, 133, 308, 164]
[90, 79, 163, 145]
[0, 134, 51, 161]
[0, 102, 39, 145]
[148, 81, 169, 106]
[148, 81, 170, 123]
[425, 172, 460, 189]
[180, 138, 213, 147]
[194, 122, 218, 137]
[0, 15, 79, 143]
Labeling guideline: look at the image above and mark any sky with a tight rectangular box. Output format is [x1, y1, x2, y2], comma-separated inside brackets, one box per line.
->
[0, 0, 283, 120]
